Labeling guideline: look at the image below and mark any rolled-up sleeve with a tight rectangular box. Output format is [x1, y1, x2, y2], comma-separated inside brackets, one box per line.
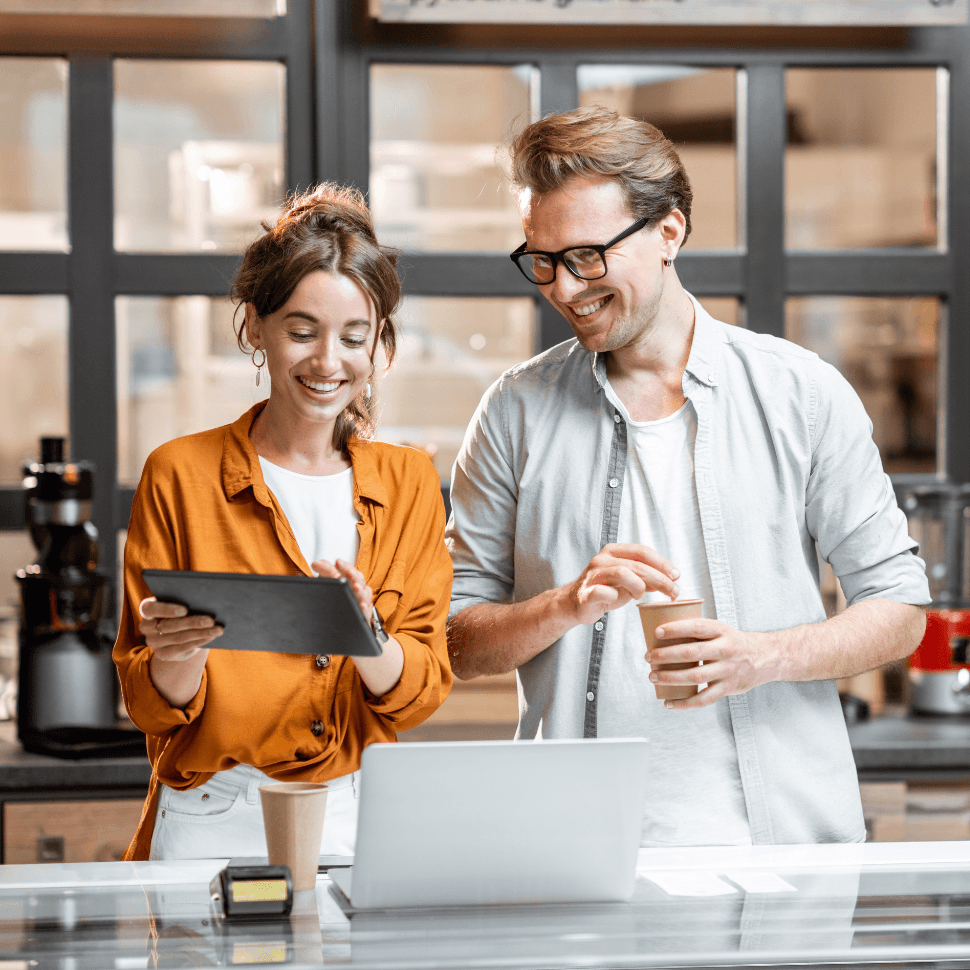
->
[446, 378, 519, 617]
[112, 453, 208, 736]
[806, 360, 931, 608]
[365, 460, 454, 731]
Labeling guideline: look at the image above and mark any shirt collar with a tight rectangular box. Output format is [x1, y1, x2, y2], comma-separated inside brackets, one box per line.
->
[682, 292, 722, 389]
[222, 403, 266, 501]
[346, 437, 390, 508]
[589, 290, 722, 391]
[221, 402, 389, 508]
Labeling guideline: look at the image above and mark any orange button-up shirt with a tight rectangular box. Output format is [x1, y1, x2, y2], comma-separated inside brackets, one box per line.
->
[114, 404, 453, 860]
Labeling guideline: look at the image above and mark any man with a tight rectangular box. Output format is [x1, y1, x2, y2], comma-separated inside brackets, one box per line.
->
[445, 106, 930, 846]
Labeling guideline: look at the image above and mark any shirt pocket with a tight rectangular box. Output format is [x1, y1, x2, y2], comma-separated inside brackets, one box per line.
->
[372, 557, 407, 628]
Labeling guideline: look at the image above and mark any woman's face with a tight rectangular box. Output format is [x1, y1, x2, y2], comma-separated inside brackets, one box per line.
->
[245, 270, 380, 431]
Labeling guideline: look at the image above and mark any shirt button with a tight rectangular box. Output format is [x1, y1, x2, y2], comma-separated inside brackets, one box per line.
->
[609, 478, 619, 488]
[310, 720, 324, 736]
[586, 692, 595, 702]
[315, 654, 331, 669]
[613, 414, 621, 423]
[594, 621, 604, 632]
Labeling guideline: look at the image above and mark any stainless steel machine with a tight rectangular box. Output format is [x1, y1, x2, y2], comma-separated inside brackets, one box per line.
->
[15, 437, 144, 757]
[904, 482, 970, 715]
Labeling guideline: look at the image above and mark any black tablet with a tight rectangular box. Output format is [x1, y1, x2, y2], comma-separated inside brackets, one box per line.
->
[141, 569, 382, 657]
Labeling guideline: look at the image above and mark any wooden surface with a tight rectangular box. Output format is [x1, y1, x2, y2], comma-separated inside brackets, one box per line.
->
[4, 798, 144, 864]
[399, 671, 519, 742]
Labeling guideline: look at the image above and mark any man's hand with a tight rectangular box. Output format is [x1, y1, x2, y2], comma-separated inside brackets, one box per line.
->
[645, 599, 926, 710]
[448, 543, 681, 679]
[645, 617, 778, 709]
[566, 543, 681, 625]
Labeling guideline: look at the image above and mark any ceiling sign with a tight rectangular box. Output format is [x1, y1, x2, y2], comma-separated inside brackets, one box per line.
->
[369, 0, 967, 26]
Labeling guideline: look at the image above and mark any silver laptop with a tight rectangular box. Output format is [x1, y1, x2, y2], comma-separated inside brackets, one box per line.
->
[328, 738, 649, 910]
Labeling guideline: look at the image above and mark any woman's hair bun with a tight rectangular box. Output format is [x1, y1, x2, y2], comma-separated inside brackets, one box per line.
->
[274, 183, 378, 244]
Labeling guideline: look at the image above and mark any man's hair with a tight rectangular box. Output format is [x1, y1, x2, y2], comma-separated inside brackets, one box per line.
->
[510, 106, 693, 242]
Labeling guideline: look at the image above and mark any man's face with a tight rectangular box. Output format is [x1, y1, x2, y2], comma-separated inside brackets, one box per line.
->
[521, 177, 675, 354]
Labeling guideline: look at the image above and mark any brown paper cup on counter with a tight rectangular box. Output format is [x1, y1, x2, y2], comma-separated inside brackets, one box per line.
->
[259, 782, 329, 892]
[638, 598, 704, 701]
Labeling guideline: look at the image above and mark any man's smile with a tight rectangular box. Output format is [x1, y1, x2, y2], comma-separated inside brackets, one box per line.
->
[566, 294, 614, 321]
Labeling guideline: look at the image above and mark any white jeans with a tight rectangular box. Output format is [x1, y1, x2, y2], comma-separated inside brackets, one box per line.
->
[149, 763, 359, 861]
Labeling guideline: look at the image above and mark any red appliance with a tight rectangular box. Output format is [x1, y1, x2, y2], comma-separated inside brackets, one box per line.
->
[905, 483, 970, 715]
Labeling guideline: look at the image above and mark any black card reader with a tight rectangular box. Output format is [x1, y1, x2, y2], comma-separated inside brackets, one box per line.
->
[209, 864, 294, 920]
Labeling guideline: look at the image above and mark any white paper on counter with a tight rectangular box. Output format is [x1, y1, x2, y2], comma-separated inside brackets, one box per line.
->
[722, 869, 797, 894]
[645, 871, 738, 896]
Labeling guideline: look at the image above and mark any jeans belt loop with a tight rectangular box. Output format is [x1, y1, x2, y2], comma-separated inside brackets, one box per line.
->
[246, 766, 262, 806]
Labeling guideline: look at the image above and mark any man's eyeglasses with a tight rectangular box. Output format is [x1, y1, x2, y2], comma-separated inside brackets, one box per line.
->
[509, 216, 650, 286]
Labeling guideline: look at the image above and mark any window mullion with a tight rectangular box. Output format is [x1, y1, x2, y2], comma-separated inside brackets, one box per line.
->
[284, 0, 315, 194]
[742, 63, 786, 338]
[68, 55, 118, 590]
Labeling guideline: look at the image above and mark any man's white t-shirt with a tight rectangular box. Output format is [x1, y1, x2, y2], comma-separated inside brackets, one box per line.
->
[258, 458, 360, 568]
[599, 382, 751, 847]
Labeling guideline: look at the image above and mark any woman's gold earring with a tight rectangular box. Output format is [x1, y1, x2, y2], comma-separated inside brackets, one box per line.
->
[252, 348, 266, 386]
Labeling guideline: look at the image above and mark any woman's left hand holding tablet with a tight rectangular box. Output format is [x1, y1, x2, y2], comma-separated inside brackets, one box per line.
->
[311, 558, 373, 617]
[311, 558, 404, 696]
[140, 597, 224, 709]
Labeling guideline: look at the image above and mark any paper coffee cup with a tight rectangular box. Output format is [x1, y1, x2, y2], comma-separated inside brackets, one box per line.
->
[259, 782, 329, 892]
[638, 598, 704, 701]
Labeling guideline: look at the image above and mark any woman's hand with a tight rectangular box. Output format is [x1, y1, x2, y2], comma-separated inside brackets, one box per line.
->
[311, 558, 374, 618]
[139, 596, 224, 662]
[140, 597, 222, 710]
[311, 559, 403, 697]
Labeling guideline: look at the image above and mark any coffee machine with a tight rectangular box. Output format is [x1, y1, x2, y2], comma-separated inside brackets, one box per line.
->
[904, 482, 970, 715]
[16, 437, 144, 757]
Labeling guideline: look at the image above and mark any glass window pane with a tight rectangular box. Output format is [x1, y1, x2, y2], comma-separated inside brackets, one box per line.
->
[786, 297, 939, 474]
[0, 58, 68, 251]
[697, 297, 742, 328]
[0, 531, 34, 672]
[114, 60, 285, 253]
[375, 297, 536, 482]
[117, 296, 268, 485]
[578, 66, 737, 250]
[786, 69, 939, 250]
[0, 296, 69, 483]
[370, 65, 537, 252]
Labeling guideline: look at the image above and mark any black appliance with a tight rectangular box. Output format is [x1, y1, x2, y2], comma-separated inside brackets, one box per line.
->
[15, 437, 144, 758]
[904, 482, 970, 716]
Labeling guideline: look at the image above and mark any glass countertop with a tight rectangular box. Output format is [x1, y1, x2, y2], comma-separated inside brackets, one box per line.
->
[3, 843, 970, 969]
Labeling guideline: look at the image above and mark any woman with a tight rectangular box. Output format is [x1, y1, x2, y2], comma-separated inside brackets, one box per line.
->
[113, 184, 453, 862]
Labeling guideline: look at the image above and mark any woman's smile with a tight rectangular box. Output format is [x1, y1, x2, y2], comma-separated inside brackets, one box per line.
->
[247, 270, 378, 430]
[297, 375, 345, 394]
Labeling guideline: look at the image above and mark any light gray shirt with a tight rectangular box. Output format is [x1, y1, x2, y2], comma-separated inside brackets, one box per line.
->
[446, 294, 931, 844]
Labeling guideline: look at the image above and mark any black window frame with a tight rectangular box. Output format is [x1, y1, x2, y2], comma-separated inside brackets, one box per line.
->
[0, 2, 967, 619]
[332, 9, 969, 498]
[0, 3, 315, 598]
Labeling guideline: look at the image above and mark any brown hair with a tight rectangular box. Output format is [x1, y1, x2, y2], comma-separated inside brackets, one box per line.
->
[231, 183, 401, 453]
[510, 106, 693, 242]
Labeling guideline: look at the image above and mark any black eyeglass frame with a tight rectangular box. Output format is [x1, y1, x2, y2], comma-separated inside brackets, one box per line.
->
[509, 216, 652, 285]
